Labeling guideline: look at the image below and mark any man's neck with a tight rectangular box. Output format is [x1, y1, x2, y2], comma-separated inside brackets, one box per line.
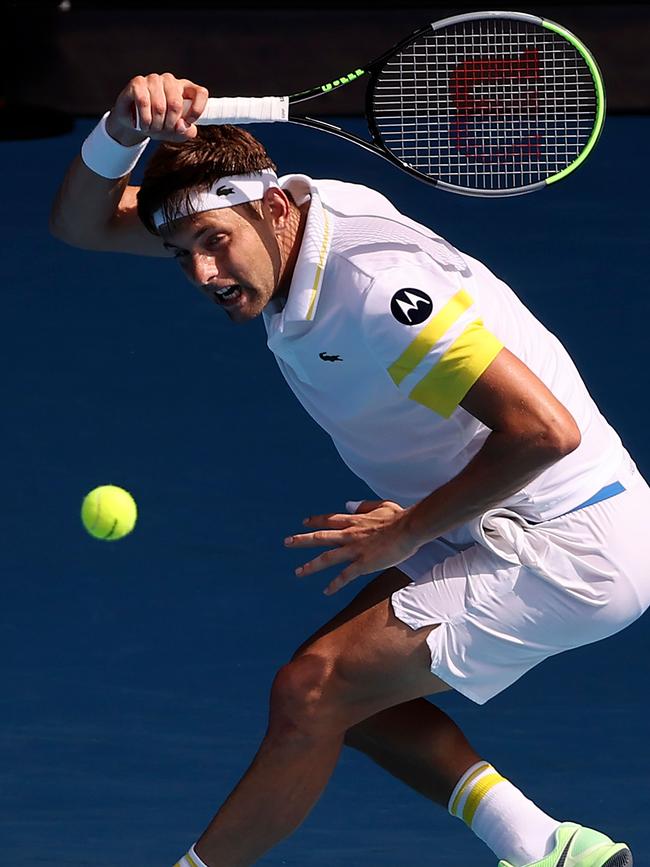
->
[275, 199, 310, 301]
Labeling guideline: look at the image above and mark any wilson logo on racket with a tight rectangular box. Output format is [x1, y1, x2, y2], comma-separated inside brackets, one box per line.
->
[450, 50, 542, 162]
[390, 289, 433, 326]
[321, 69, 365, 93]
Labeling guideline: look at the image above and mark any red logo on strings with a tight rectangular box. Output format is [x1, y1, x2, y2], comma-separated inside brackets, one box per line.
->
[449, 49, 542, 161]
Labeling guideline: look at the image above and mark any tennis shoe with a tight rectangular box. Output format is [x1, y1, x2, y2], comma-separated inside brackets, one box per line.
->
[497, 822, 632, 867]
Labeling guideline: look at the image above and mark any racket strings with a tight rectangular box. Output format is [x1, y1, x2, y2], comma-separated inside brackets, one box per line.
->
[371, 19, 598, 191]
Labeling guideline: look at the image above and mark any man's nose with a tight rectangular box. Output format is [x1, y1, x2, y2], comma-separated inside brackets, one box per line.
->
[190, 252, 219, 285]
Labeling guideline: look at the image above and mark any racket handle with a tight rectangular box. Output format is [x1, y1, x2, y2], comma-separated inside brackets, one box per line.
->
[194, 96, 289, 125]
[133, 96, 289, 130]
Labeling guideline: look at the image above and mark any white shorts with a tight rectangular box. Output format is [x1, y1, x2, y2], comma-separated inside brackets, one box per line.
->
[391, 473, 650, 704]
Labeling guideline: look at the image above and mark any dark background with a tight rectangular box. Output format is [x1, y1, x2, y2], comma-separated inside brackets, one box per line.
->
[1, 4, 649, 866]
[2, 1, 650, 138]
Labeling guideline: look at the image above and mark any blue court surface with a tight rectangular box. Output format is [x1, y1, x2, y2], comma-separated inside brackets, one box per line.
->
[2, 116, 649, 866]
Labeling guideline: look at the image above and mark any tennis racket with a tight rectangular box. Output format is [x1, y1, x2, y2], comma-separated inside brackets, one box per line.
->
[142, 11, 606, 197]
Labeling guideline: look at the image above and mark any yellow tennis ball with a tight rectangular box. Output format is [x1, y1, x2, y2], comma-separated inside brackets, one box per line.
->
[81, 485, 137, 540]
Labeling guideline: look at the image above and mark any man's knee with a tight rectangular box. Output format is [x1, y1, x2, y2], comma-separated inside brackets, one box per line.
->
[269, 651, 345, 739]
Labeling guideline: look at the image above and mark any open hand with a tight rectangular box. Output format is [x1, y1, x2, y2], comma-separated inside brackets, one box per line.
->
[284, 500, 420, 595]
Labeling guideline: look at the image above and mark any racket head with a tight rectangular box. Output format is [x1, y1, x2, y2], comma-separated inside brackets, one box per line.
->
[365, 11, 606, 196]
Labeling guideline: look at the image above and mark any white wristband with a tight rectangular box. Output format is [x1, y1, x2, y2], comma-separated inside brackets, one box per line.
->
[81, 112, 150, 179]
[174, 844, 209, 867]
[191, 845, 209, 867]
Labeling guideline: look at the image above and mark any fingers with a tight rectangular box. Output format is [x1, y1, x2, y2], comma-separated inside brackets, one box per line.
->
[325, 566, 360, 596]
[147, 73, 184, 134]
[124, 75, 155, 130]
[294, 546, 351, 577]
[181, 80, 210, 130]
[286, 501, 404, 590]
[349, 499, 387, 514]
[284, 529, 348, 549]
[119, 73, 209, 140]
[302, 512, 354, 529]
[285, 520, 358, 581]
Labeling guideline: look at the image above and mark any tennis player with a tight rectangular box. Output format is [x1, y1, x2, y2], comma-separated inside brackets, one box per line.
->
[51, 73, 648, 867]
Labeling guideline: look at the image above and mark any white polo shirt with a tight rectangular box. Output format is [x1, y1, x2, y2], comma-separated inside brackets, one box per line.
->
[263, 174, 637, 527]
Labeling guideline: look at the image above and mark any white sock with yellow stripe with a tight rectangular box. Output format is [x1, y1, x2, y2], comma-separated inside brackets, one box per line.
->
[173, 844, 209, 867]
[448, 761, 561, 867]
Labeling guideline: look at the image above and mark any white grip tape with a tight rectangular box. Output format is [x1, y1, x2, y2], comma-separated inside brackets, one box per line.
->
[134, 96, 289, 131]
[195, 97, 289, 125]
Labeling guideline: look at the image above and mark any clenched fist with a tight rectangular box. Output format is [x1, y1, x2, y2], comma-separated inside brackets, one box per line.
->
[106, 72, 209, 146]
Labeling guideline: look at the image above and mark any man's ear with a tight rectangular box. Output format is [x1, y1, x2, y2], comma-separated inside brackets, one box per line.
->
[264, 186, 291, 230]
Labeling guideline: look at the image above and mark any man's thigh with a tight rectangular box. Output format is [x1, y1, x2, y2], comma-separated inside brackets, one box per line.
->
[293, 567, 412, 656]
[293, 533, 467, 660]
[293, 568, 452, 720]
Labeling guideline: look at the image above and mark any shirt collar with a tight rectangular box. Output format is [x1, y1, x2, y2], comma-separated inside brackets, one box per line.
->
[275, 174, 333, 329]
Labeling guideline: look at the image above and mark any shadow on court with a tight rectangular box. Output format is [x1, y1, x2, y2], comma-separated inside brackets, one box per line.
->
[1, 117, 649, 865]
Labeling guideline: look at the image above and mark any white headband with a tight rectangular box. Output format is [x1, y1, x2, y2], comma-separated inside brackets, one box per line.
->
[153, 170, 280, 229]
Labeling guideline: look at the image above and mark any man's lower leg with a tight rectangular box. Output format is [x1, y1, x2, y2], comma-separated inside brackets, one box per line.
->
[186, 654, 355, 867]
[345, 697, 479, 805]
[346, 698, 561, 867]
[193, 725, 344, 867]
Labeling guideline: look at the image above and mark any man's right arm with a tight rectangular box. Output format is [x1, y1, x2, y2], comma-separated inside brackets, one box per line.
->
[49, 153, 164, 256]
[49, 73, 209, 257]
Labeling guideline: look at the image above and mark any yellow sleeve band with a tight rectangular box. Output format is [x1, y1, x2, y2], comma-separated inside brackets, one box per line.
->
[409, 320, 503, 418]
[388, 289, 474, 386]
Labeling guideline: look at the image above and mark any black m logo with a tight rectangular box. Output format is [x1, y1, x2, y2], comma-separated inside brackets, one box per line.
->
[390, 288, 433, 326]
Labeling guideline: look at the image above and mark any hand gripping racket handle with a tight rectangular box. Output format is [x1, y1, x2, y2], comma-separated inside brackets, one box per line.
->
[134, 96, 289, 130]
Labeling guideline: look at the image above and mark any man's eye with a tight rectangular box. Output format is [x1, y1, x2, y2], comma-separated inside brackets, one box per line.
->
[207, 235, 226, 248]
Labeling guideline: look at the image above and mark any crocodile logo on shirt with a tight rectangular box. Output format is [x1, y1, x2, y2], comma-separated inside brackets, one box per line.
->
[319, 352, 343, 362]
[390, 288, 433, 326]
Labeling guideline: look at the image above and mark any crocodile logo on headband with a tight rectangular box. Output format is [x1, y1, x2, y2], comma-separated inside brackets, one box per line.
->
[216, 185, 235, 196]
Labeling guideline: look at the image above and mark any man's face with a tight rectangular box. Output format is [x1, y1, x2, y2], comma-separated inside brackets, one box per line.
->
[161, 202, 282, 323]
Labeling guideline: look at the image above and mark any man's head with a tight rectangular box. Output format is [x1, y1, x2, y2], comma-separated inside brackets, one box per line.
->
[137, 126, 306, 322]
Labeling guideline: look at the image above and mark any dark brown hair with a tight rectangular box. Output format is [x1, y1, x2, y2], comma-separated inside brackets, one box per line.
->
[137, 125, 277, 234]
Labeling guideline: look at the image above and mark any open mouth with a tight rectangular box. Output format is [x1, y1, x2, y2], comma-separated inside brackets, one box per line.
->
[213, 284, 243, 306]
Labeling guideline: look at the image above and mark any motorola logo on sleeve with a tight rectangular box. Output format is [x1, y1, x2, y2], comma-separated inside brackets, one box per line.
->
[390, 288, 433, 326]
